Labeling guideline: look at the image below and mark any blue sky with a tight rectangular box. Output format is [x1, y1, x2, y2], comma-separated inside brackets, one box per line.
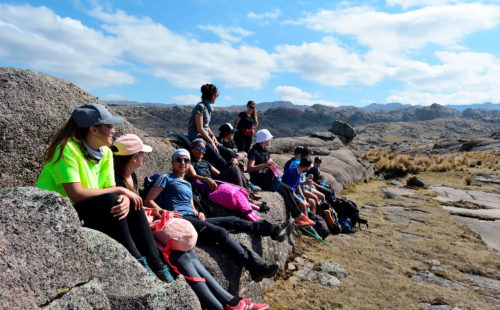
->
[1, 0, 500, 107]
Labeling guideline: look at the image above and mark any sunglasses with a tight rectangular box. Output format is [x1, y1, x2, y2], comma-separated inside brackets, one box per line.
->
[175, 157, 190, 164]
[195, 146, 207, 152]
[248, 106, 255, 109]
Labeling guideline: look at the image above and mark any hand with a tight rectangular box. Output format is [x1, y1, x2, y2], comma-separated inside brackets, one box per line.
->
[198, 212, 206, 221]
[121, 188, 143, 210]
[205, 178, 218, 191]
[169, 211, 183, 218]
[213, 139, 220, 148]
[231, 158, 238, 165]
[265, 159, 274, 167]
[111, 195, 130, 220]
[150, 208, 165, 218]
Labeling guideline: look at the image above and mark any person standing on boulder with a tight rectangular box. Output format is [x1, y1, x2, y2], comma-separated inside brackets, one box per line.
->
[234, 100, 258, 153]
[36, 103, 174, 283]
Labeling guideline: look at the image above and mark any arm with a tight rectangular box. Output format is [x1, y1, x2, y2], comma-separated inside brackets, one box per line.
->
[210, 165, 220, 178]
[207, 127, 220, 148]
[234, 116, 241, 128]
[144, 186, 165, 214]
[247, 158, 274, 173]
[253, 119, 258, 129]
[186, 164, 218, 191]
[191, 199, 205, 221]
[195, 113, 216, 145]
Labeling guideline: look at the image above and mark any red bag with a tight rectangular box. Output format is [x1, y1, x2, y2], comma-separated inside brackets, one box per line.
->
[242, 128, 255, 136]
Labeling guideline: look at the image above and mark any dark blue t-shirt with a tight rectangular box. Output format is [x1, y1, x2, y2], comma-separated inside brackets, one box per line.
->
[154, 173, 195, 216]
[282, 167, 301, 192]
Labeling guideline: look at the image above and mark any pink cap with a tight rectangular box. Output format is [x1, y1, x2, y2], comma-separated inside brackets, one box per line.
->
[113, 134, 152, 155]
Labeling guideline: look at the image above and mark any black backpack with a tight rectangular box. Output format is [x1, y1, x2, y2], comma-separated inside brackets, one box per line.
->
[307, 212, 330, 239]
[139, 173, 160, 200]
[331, 197, 368, 229]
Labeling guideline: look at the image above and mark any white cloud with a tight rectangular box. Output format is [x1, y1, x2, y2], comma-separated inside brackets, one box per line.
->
[171, 94, 200, 105]
[275, 85, 339, 106]
[386, 0, 454, 9]
[248, 9, 281, 20]
[275, 37, 385, 86]
[0, 4, 134, 90]
[197, 24, 253, 43]
[223, 95, 233, 101]
[292, 3, 500, 52]
[90, 7, 276, 89]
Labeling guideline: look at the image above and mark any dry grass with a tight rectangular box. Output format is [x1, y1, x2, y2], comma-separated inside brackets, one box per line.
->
[264, 170, 500, 310]
[364, 150, 500, 176]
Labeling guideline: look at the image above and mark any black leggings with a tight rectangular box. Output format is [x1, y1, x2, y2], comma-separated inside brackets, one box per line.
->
[73, 193, 164, 270]
[216, 165, 249, 189]
[234, 131, 252, 153]
[204, 142, 227, 171]
[251, 177, 302, 218]
[169, 250, 235, 310]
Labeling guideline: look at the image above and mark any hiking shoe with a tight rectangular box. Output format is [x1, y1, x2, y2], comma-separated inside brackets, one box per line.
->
[294, 214, 314, 228]
[270, 218, 294, 242]
[225, 299, 269, 310]
[154, 265, 175, 283]
[250, 263, 279, 282]
[137, 256, 154, 275]
[322, 209, 336, 227]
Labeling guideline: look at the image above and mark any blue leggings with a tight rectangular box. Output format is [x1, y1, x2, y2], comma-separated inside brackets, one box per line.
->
[169, 250, 235, 310]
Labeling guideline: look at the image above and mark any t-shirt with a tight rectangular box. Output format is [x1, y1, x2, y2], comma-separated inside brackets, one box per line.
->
[187, 101, 211, 140]
[154, 173, 195, 216]
[236, 111, 255, 130]
[247, 143, 269, 180]
[191, 159, 212, 178]
[284, 157, 298, 171]
[308, 167, 322, 183]
[36, 139, 115, 203]
[115, 171, 138, 192]
[282, 167, 301, 192]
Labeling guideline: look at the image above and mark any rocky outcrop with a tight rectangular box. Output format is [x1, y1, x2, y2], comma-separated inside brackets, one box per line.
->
[84, 228, 200, 310]
[329, 120, 356, 145]
[0, 187, 105, 309]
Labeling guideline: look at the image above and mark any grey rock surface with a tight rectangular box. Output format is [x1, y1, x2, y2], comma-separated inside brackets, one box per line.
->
[45, 279, 111, 310]
[329, 120, 357, 145]
[84, 228, 201, 310]
[411, 271, 466, 289]
[320, 261, 349, 279]
[0, 67, 174, 189]
[419, 303, 462, 310]
[0, 187, 103, 308]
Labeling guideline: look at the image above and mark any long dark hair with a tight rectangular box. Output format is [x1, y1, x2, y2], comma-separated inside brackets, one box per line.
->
[247, 100, 258, 123]
[44, 117, 89, 163]
[113, 154, 135, 191]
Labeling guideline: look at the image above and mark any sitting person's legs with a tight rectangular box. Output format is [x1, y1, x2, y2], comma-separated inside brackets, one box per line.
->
[216, 164, 249, 189]
[204, 142, 227, 171]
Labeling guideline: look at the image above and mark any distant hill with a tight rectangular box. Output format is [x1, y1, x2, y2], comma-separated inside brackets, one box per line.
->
[360, 102, 418, 112]
[447, 102, 500, 112]
[225, 101, 310, 111]
[106, 100, 177, 107]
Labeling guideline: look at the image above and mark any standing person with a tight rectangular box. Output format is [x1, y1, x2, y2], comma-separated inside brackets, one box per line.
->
[234, 100, 258, 153]
[187, 83, 227, 170]
[36, 104, 173, 282]
[113, 135, 268, 310]
[144, 149, 281, 283]
[247, 129, 315, 229]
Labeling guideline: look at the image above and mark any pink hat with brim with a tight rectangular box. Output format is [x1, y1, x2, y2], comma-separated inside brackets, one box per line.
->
[113, 134, 152, 155]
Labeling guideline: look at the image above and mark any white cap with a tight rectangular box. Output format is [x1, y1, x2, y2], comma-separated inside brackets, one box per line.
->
[255, 129, 273, 143]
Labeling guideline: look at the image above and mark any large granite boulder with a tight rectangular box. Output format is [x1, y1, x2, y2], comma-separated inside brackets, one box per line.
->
[0, 187, 107, 309]
[84, 228, 201, 310]
[0, 67, 174, 189]
[329, 120, 357, 145]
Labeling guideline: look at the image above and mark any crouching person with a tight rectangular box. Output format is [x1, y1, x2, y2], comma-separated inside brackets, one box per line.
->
[113, 134, 268, 310]
[37, 104, 173, 282]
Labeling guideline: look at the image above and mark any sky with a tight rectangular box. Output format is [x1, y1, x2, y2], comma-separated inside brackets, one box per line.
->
[1, 0, 500, 107]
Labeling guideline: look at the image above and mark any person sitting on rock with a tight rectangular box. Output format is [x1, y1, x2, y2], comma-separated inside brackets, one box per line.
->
[217, 123, 238, 157]
[247, 129, 315, 229]
[144, 149, 287, 284]
[308, 156, 336, 205]
[36, 103, 173, 282]
[233, 100, 258, 153]
[284, 146, 307, 171]
[282, 158, 318, 214]
[112, 134, 269, 310]
[187, 138, 261, 201]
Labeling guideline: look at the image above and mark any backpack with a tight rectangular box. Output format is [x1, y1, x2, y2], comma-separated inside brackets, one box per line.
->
[139, 173, 160, 200]
[208, 183, 260, 222]
[338, 216, 355, 234]
[164, 132, 191, 149]
[331, 197, 368, 229]
[307, 212, 330, 239]
[147, 210, 204, 283]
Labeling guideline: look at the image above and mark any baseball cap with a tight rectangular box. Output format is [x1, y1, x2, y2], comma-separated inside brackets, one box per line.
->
[71, 103, 124, 128]
[113, 134, 152, 156]
[219, 123, 237, 134]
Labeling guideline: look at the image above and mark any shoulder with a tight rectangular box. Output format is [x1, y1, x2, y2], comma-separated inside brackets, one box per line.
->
[238, 111, 246, 117]
[154, 173, 171, 187]
[194, 102, 206, 113]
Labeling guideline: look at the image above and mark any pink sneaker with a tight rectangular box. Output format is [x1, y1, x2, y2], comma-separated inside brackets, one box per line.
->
[225, 298, 269, 310]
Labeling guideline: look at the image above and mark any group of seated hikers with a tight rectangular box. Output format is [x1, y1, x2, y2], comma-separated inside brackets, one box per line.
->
[36, 83, 350, 310]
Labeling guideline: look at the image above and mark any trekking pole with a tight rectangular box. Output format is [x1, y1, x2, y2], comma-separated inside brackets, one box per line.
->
[300, 228, 333, 247]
